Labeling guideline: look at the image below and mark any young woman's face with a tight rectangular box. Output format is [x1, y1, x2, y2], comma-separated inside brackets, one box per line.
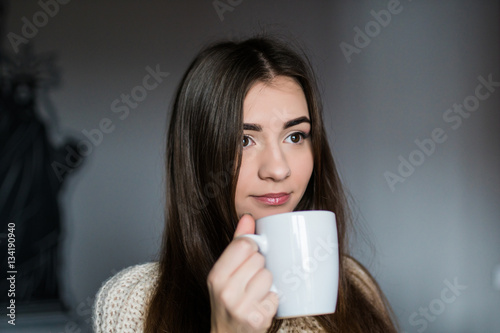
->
[235, 76, 314, 220]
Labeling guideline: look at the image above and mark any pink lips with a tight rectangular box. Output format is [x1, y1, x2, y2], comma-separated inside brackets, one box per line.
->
[252, 193, 291, 206]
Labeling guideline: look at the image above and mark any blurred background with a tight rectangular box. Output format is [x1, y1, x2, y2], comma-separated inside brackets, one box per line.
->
[0, 0, 498, 332]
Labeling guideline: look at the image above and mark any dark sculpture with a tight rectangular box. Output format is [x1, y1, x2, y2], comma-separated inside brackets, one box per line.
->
[0, 1, 83, 311]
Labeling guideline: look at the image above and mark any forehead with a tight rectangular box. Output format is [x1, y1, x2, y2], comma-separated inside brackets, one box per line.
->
[243, 76, 309, 122]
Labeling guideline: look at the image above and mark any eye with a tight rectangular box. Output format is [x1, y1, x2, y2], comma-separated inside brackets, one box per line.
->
[285, 132, 307, 144]
[242, 135, 254, 148]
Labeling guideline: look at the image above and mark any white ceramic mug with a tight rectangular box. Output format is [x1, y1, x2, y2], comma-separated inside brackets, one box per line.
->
[240, 210, 339, 319]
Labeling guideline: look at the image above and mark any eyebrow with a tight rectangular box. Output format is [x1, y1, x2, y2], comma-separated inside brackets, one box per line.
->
[243, 116, 311, 131]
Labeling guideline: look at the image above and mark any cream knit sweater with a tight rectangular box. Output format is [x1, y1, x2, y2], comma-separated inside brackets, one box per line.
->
[93, 262, 326, 332]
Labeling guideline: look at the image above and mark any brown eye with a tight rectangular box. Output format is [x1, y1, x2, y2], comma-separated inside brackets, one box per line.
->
[286, 132, 304, 144]
[242, 136, 251, 147]
[290, 134, 300, 143]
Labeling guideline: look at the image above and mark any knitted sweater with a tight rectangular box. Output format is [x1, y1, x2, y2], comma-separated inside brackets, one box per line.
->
[93, 262, 325, 332]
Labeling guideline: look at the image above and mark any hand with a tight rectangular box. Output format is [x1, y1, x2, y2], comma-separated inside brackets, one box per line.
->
[207, 214, 279, 333]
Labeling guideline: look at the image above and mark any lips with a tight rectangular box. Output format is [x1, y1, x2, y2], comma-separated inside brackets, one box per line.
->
[252, 192, 291, 206]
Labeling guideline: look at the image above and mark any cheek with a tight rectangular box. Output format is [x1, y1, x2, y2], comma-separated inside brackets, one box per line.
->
[298, 158, 314, 185]
[291, 146, 314, 184]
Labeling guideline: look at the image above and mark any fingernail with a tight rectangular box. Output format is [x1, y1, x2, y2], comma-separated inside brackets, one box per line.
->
[240, 212, 253, 218]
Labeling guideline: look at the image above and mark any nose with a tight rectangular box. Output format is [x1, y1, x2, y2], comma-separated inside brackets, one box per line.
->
[257, 144, 291, 181]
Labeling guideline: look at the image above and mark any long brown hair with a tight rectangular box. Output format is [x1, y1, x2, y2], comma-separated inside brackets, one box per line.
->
[145, 36, 397, 332]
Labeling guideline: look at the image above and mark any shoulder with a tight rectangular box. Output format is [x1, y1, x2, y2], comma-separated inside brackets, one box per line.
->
[92, 262, 160, 333]
[343, 256, 391, 317]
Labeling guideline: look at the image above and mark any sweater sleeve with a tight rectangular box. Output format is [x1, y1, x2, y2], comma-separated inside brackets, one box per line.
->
[92, 262, 159, 333]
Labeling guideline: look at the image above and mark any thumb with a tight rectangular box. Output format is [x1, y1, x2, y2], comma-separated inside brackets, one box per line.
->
[234, 213, 255, 238]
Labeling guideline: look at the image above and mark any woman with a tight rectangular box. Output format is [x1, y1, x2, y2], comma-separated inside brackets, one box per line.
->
[93, 36, 398, 332]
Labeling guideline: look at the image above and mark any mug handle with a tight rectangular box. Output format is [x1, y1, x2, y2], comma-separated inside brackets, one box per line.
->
[237, 234, 278, 294]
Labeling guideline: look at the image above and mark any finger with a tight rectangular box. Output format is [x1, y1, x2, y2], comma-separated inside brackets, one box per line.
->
[223, 252, 266, 300]
[234, 213, 255, 238]
[208, 237, 259, 286]
[261, 291, 280, 317]
[244, 267, 274, 302]
[244, 291, 279, 329]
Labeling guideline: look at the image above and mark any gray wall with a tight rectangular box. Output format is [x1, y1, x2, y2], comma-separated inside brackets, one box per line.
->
[3, 1, 499, 332]
[326, 2, 500, 332]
